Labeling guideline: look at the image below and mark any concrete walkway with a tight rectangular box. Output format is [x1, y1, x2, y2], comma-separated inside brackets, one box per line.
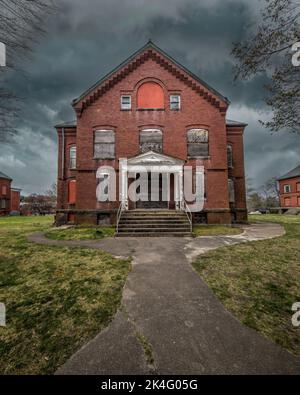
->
[29, 223, 300, 374]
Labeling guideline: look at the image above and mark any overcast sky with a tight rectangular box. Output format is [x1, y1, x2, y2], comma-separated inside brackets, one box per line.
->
[0, 0, 299, 195]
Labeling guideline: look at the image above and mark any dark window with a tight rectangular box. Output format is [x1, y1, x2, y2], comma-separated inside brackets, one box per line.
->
[1, 199, 6, 209]
[284, 184, 291, 193]
[94, 130, 115, 159]
[140, 129, 162, 153]
[228, 179, 235, 203]
[187, 129, 209, 157]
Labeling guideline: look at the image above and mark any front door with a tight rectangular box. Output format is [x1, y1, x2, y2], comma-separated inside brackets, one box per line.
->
[136, 173, 168, 209]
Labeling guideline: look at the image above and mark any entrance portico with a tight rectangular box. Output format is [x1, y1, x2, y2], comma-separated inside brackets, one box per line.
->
[119, 151, 185, 210]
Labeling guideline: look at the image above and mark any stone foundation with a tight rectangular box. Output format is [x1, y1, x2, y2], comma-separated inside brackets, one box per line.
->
[56, 208, 247, 226]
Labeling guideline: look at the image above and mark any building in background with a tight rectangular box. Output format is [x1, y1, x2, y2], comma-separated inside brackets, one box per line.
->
[0, 171, 21, 215]
[55, 41, 247, 226]
[278, 165, 300, 210]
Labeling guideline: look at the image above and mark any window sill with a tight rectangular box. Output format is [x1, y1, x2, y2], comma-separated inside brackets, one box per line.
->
[93, 157, 115, 160]
[188, 156, 211, 159]
[120, 109, 132, 111]
[136, 108, 165, 112]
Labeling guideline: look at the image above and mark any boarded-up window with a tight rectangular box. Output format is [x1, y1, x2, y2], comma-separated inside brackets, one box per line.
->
[137, 82, 164, 109]
[227, 145, 233, 168]
[284, 197, 291, 206]
[140, 129, 162, 153]
[69, 146, 76, 169]
[1, 199, 6, 209]
[187, 129, 209, 157]
[94, 130, 115, 159]
[228, 179, 235, 203]
[68, 180, 76, 204]
[1, 185, 7, 195]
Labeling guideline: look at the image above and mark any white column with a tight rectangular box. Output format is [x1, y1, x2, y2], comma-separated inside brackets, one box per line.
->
[119, 159, 128, 210]
[178, 168, 184, 210]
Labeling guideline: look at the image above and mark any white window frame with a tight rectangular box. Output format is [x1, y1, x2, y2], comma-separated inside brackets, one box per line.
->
[121, 95, 132, 110]
[170, 94, 181, 110]
[284, 184, 291, 193]
[69, 146, 76, 169]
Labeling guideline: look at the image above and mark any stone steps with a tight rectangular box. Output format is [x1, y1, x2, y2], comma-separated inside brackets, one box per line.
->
[116, 210, 192, 237]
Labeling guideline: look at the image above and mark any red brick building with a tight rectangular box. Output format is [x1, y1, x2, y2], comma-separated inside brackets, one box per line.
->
[55, 42, 247, 226]
[0, 171, 21, 215]
[278, 165, 300, 209]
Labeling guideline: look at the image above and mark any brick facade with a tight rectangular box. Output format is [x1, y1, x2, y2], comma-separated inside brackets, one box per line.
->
[278, 166, 300, 209]
[0, 172, 21, 215]
[55, 42, 248, 225]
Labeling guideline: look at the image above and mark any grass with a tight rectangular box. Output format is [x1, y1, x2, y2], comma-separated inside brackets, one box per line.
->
[193, 225, 242, 237]
[45, 226, 115, 240]
[192, 214, 300, 357]
[0, 216, 130, 374]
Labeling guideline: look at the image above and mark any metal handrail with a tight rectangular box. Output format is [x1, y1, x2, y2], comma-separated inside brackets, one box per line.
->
[181, 199, 193, 233]
[116, 201, 125, 234]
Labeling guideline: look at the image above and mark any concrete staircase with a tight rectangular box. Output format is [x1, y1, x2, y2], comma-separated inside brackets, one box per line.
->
[116, 210, 192, 237]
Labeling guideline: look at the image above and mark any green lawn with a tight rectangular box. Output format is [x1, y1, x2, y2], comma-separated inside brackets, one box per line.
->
[0, 216, 130, 374]
[45, 226, 115, 240]
[192, 214, 300, 357]
[193, 225, 242, 237]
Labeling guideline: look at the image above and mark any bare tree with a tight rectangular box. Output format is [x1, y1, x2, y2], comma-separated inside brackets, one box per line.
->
[0, 0, 57, 142]
[232, 0, 300, 133]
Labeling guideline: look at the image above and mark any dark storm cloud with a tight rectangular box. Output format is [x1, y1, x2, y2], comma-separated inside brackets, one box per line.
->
[0, 0, 298, 194]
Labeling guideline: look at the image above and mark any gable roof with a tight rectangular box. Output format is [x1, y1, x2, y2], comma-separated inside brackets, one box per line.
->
[72, 41, 230, 116]
[277, 165, 300, 181]
[0, 171, 12, 180]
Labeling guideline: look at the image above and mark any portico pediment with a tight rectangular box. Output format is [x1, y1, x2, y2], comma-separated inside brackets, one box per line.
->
[126, 151, 185, 166]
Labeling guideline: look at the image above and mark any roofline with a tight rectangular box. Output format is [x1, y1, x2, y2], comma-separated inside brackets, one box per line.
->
[226, 120, 248, 127]
[55, 121, 77, 128]
[277, 175, 300, 181]
[72, 41, 230, 106]
[0, 173, 12, 181]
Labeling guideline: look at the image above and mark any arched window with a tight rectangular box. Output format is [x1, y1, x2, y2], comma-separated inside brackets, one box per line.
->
[227, 145, 233, 168]
[69, 146, 76, 169]
[187, 129, 209, 157]
[137, 82, 164, 109]
[140, 129, 163, 153]
[68, 180, 76, 204]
